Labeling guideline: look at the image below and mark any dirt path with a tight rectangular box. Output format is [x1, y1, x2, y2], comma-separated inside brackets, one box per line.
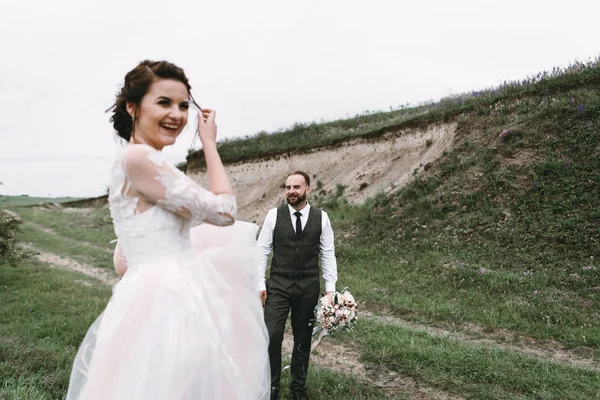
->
[6, 208, 117, 285]
[281, 329, 461, 400]
[22, 243, 119, 286]
[275, 303, 597, 399]
[22, 220, 114, 255]
[359, 309, 598, 372]
[25, 221, 56, 235]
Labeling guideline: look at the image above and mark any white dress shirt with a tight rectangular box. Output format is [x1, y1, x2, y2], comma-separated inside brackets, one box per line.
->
[256, 203, 338, 292]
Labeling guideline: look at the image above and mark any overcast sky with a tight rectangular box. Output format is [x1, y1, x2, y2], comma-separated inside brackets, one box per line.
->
[1, 0, 598, 197]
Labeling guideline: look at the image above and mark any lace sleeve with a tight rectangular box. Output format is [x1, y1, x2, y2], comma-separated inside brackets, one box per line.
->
[123, 145, 236, 226]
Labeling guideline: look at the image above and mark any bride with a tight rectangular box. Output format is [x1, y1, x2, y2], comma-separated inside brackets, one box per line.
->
[66, 60, 270, 399]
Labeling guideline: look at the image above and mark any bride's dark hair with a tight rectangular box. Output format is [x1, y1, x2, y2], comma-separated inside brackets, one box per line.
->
[108, 60, 199, 141]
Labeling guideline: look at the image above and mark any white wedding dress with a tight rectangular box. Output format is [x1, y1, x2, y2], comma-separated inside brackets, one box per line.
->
[66, 144, 270, 400]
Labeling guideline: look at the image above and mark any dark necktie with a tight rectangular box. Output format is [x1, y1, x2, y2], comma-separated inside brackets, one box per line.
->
[294, 211, 302, 236]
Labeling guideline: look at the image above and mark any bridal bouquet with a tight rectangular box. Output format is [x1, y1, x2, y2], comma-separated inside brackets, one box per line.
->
[311, 288, 357, 350]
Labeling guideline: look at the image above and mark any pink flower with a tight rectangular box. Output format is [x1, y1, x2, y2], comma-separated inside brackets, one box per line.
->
[315, 289, 358, 334]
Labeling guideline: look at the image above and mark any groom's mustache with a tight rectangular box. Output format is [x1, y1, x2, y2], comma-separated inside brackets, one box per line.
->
[287, 193, 306, 205]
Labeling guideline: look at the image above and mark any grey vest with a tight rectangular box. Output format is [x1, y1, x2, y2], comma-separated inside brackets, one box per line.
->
[269, 205, 322, 290]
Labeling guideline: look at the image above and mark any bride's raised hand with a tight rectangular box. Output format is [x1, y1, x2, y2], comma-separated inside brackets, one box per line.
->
[196, 108, 233, 195]
[198, 108, 217, 146]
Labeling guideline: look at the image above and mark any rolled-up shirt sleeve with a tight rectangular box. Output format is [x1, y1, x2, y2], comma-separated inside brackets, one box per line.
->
[320, 211, 338, 292]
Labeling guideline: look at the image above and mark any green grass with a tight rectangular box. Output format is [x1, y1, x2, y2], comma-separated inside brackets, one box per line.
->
[279, 362, 398, 399]
[5, 206, 115, 271]
[15, 207, 115, 251]
[18, 222, 113, 270]
[351, 320, 600, 400]
[333, 245, 599, 350]
[0, 259, 110, 400]
[0, 196, 81, 207]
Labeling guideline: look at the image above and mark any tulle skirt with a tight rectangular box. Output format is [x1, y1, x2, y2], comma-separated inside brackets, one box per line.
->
[66, 222, 270, 400]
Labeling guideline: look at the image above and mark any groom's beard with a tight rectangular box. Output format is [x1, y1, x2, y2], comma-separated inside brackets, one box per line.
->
[286, 192, 307, 206]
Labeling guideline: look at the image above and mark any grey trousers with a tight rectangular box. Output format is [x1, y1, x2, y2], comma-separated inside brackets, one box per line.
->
[264, 279, 320, 392]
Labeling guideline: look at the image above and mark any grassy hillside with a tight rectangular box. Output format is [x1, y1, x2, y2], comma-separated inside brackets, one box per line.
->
[185, 58, 600, 170]
[320, 74, 600, 347]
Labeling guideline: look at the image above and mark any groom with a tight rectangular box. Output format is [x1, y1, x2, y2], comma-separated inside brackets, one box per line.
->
[257, 171, 338, 400]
